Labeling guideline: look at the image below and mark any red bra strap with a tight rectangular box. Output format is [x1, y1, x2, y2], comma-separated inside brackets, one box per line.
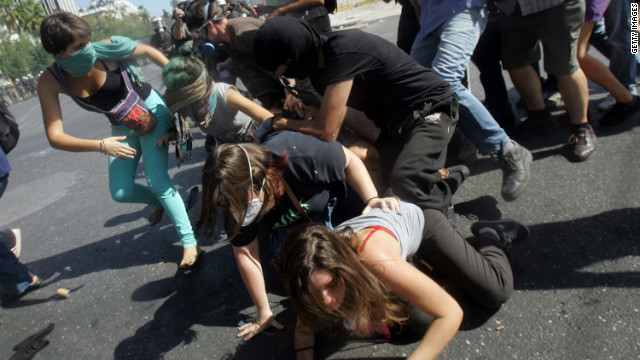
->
[358, 225, 396, 254]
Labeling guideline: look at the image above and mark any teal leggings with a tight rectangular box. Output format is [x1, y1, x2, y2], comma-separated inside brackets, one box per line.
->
[108, 90, 196, 248]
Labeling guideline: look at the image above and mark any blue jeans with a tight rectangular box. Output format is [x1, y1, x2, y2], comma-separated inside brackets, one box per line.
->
[589, 0, 637, 93]
[109, 90, 196, 248]
[0, 236, 31, 295]
[410, 5, 510, 155]
[0, 173, 8, 198]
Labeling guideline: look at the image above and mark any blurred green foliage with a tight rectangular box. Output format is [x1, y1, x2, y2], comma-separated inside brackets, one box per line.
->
[0, 7, 155, 80]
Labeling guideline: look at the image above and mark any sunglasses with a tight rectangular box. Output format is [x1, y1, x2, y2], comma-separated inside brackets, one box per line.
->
[193, 13, 226, 39]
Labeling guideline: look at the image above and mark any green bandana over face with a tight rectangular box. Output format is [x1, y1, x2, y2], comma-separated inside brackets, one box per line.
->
[54, 43, 97, 77]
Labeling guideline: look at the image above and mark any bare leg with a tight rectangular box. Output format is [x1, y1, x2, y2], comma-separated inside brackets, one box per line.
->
[509, 66, 546, 111]
[557, 69, 589, 125]
[577, 21, 634, 104]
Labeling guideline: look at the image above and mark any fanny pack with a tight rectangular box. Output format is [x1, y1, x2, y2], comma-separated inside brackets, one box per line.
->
[50, 62, 157, 136]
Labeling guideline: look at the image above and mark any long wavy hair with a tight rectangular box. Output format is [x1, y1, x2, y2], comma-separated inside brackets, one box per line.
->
[196, 143, 286, 239]
[278, 223, 408, 337]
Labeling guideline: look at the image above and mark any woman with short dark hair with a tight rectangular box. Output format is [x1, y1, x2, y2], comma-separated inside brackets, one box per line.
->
[37, 12, 200, 269]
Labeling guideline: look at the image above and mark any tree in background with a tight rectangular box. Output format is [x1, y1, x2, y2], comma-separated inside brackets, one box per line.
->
[0, 0, 45, 36]
[138, 5, 151, 26]
[84, 13, 155, 41]
[0, 6, 154, 80]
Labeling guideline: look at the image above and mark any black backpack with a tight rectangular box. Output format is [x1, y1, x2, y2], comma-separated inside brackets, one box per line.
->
[0, 101, 19, 154]
[324, 0, 337, 13]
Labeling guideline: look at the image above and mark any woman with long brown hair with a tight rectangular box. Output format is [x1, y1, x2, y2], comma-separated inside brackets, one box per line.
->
[196, 131, 399, 340]
[279, 201, 529, 359]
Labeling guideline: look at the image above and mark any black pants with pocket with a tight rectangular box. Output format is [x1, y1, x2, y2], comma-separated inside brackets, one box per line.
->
[416, 209, 514, 308]
[376, 95, 459, 212]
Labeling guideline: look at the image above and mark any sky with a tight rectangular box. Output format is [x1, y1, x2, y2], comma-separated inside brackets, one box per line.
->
[75, 0, 174, 18]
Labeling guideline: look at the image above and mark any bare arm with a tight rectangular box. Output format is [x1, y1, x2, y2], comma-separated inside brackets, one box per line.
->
[343, 145, 400, 214]
[98, 38, 169, 67]
[273, 78, 353, 142]
[172, 8, 185, 40]
[361, 234, 463, 360]
[37, 72, 135, 159]
[130, 43, 169, 67]
[343, 145, 378, 202]
[233, 238, 284, 340]
[225, 87, 274, 123]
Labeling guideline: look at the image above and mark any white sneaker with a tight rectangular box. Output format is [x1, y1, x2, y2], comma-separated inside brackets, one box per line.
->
[598, 95, 616, 111]
[3, 228, 22, 258]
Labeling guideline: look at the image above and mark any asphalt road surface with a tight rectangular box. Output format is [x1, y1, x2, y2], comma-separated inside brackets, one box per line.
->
[1, 13, 639, 360]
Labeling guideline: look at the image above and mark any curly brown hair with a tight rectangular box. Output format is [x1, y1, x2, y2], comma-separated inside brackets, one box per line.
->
[278, 223, 408, 337]
[196, 143, 285, 239]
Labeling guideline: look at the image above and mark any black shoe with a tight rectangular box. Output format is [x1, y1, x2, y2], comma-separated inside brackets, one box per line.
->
[498, 141, 532, 201]
[516, 115, 559, 139]
[470, 220, 529, 248]
[599, 96, 640, 127]
[568, 125, 596, 162]
[443, 165, 470, 195]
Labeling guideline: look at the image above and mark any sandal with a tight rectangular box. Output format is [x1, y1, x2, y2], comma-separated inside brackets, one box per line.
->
[148, 207, 164, 226]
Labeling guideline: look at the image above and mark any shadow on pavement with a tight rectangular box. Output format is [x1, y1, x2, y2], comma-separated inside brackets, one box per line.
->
[112, 207, 640, 358]
[113, 246, 296, 360]
[511, 207, 640, 291]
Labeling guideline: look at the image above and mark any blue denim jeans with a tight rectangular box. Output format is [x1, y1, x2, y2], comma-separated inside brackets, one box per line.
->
[0, 173, 8, 198]
[0, 240, 31, 295]
[589, 0, 637, 93]
[410, 5, 510, 155]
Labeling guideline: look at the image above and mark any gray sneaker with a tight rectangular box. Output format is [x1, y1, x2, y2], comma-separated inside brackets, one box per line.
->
[568, 125, 596, 162]
[498, 141, 532, 201]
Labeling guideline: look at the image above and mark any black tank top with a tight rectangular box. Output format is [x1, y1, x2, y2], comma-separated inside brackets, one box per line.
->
[79, 60, 152, 110]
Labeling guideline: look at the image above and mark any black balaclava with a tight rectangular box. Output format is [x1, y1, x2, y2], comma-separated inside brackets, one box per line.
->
[253, 17, 327, 79]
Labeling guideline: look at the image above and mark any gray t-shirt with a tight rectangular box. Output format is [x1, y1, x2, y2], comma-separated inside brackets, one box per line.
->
[198, 82, 254, 143]
[336, 201, 425, 260]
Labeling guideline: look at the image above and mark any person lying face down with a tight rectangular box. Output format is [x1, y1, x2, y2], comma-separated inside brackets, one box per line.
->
[162, 46, 274, 145]
[279, 201, 529, 359]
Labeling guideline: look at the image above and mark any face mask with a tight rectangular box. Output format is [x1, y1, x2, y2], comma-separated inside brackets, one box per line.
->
[54, 43, 97, 77]
[232, 145, 265, 226]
